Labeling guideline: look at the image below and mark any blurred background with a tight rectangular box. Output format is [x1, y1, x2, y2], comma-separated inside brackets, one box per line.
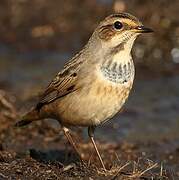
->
[0, 0, 179, 179]
[0, 0, 179, 174]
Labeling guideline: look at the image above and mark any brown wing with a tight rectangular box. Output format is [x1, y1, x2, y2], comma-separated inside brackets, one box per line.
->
[36, 58, 83, 110]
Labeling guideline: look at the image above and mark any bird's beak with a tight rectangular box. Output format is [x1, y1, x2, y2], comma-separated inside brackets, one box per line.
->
[134, 26, 154, 33]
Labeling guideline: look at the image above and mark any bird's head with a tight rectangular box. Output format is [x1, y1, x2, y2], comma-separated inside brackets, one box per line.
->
[92, 13, 153, 53]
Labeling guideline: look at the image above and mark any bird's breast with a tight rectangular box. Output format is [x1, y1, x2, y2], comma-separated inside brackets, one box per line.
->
[54, 60, 135, 127]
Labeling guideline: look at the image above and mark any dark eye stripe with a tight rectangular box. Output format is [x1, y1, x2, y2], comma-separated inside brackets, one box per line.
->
[99, 22, 133, 33]
[98, 25, 115, 41]
[98, 21, 134, 41]
[99, 24, 113, 32]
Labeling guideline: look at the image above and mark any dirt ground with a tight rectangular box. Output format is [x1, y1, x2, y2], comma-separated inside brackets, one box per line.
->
[0, 90, 178, 179]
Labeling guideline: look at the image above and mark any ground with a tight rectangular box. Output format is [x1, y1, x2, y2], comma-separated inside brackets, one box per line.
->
[0, 90, 178, 179]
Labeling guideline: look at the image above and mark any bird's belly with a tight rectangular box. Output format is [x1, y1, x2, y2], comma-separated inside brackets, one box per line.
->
[56, 79, 133, 127]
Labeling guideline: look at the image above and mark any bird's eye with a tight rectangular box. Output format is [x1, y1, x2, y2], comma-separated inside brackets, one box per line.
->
[114, 21, 123, 30]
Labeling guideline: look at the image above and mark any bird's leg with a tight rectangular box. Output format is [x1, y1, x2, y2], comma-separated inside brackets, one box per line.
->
[62, 126, 84, 163]
[88, 126, 106, 171]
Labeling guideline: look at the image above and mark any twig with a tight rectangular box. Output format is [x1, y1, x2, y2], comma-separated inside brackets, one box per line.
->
[129, 163, 158, 178]
[62, 163, 75, 172]
[160, 162, 163, 177]
[111, 162, 131, 180]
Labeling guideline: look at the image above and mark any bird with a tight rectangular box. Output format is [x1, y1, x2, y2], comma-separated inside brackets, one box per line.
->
[15, 13, 153, 171]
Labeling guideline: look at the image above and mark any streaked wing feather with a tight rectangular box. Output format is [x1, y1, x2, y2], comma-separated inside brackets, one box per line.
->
[36, 60, 82, 109]
[40, 75, 76, 103]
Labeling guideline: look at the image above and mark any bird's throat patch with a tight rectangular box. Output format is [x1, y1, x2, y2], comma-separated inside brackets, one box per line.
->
[100, 60, 134, 84]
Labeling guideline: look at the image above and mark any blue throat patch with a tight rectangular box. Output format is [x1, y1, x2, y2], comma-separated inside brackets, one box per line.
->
[101, 60, 134, 84]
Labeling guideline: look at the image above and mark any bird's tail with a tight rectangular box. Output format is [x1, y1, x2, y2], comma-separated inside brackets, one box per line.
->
[15, 108, 41, 127]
